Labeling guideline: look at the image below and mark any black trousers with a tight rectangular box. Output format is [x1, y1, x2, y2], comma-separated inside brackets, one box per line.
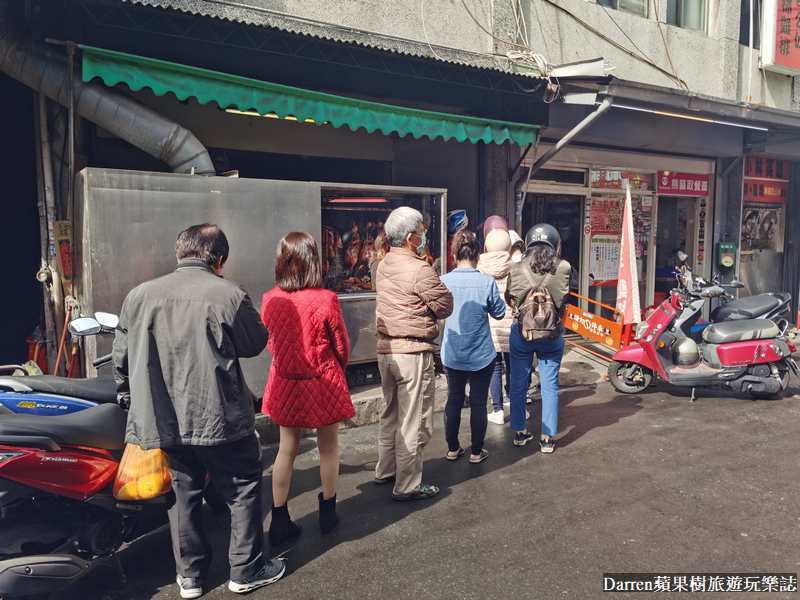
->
[443, 362, 493, 455]
[163, 433, 264, 581]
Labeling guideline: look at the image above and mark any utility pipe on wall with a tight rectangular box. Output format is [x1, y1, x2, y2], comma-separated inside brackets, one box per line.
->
[528, 96, 614, 179]
[747, 0, 754, 103]
[515, 97, 614, 232]
[33, 93, 59, 375]
[39, 93, 66, 374]
[0, 0, 215, 175]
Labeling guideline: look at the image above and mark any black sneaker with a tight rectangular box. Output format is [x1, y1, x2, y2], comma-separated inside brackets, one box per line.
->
[513, 431, 534, 446]
[540, 437, 555, 454]
[228, 559, 286, 594]
[177, 574, 203, 599]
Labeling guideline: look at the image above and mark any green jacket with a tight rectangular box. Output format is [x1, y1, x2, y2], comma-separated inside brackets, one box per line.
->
[505, 256, 572, 319]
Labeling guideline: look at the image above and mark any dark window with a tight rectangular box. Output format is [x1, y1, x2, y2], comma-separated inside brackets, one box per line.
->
[666, 0, 706, 31]
[596, 0, 647, 17]
[530, 168, 586, 185]
[739, 0, 762, 49]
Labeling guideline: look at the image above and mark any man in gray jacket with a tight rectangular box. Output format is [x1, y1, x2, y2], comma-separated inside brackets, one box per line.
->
[113, 223, 283, 599]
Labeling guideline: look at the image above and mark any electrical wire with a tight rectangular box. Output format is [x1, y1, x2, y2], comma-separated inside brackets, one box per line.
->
[650, 0, 688, 91]
[420, 0, 446, 61]
[598, 2, 656, 67]
[460, 0, 533, 51]
[541, 0, 687, 89]
[512, 0, 530, 48]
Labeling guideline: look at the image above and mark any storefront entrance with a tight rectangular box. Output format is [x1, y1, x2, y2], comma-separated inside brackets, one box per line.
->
[520, 160, 713, 328]
[522, 193, 582, 290]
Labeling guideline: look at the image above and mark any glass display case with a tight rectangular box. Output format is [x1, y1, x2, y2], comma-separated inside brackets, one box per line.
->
[319, 184, 447, 363]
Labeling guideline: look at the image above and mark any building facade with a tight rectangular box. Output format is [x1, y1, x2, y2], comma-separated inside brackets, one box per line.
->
[3, 0, 800, 369]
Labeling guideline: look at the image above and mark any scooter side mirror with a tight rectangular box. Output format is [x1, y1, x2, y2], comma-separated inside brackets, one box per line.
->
[95, 312, 120, 329]
[677, 250, 688, 264]
[730, 280, 745, 289]
[68, 317, 101, 336]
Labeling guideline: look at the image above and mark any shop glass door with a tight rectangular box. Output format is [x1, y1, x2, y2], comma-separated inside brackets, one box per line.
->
[522, 193, 583, 292]
[583, 169, 658, 321]
[585, 193, 655, 319]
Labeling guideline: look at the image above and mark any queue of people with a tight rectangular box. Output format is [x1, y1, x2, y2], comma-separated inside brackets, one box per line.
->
[112, 207, 569, 599]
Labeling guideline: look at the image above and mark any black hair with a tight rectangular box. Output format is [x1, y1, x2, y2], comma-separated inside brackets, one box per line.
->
[528, 243, 558, 275]
[175, 223, 230, 267]
[450, 229, 480, 263]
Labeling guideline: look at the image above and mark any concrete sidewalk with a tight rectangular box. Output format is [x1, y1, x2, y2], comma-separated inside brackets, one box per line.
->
[54, 376, 800, 600]
[255, 334, 613, 443]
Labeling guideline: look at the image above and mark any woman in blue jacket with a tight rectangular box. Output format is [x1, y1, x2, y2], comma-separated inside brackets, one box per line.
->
[440, 229, 506, 464]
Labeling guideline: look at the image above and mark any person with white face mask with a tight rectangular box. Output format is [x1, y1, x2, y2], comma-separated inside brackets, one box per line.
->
[373, 207, 453, 501]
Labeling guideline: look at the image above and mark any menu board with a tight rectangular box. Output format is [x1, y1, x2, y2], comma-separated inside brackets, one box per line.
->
[590, 197, 622, 232]
[590, 234, 621, 284]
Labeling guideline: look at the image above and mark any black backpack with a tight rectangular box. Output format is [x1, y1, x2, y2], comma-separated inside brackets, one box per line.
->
[517, 262, 561, 342]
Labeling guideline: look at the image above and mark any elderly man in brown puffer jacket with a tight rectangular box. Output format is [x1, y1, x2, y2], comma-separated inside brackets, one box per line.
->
[373, 206, 453, 501]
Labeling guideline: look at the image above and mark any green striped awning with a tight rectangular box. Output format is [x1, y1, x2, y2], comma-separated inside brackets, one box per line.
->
[82, 46, 540, 147]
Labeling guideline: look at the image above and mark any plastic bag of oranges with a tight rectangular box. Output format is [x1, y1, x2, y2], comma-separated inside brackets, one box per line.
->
[113, 444, 173, 501]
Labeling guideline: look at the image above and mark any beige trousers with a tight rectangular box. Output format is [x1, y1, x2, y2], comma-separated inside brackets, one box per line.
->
[375, 351, 436, 497]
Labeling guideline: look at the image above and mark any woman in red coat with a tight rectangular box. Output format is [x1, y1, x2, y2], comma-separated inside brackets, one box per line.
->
[261, 232, 355, 545]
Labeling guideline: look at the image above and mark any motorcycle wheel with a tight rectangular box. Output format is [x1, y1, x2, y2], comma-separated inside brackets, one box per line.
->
[749, 363, 790, 400]
[608, 361, 653, 394]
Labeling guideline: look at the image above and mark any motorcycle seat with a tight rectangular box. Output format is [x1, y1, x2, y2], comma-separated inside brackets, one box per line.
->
[710, 294, 783, 322]
[0, 375, 117, 404]
[0, 403, 126, 450]
[702, 318, 780, 345]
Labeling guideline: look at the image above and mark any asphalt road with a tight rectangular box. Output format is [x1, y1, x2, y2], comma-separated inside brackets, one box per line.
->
[51, 380, 800, 600]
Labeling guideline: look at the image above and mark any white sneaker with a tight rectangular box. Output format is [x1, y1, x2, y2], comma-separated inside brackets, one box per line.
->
[525, 410, 530, 420]
[488, 410, 505, 425]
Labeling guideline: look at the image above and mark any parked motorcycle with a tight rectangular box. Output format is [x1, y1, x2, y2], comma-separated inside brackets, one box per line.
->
[608, 255, 799, 400]
[0, 313, 118, 417]
[0, 312, 240, 598]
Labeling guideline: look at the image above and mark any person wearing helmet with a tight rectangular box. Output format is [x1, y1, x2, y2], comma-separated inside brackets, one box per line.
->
[505, 223, 572, 453]
[446, 210, 468, 273]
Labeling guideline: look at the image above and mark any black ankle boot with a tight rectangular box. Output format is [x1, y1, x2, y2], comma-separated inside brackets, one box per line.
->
[268, 503, 302, 546]
[318, 492, 339, 534]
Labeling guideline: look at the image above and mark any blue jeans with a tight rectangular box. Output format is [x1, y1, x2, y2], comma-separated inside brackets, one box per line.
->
[488, 352, 511, 412]
[509, 323, 565, 436]
[444, 362, 493, 455]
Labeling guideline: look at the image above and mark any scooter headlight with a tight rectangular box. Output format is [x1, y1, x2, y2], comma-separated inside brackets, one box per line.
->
[634, 324, 649, 341]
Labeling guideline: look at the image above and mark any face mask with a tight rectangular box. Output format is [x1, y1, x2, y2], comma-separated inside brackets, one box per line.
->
[415, 232, 427, 255]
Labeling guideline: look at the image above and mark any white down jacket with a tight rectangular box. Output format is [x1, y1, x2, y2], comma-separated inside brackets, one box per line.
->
[477, 251, 514, 354]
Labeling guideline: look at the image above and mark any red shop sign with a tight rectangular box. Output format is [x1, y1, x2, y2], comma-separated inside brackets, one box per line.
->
[743, 155, 789, 203]
[591, 170, 652, 191]
[763, 0, 800, 75]
[657, 172, 709, 196]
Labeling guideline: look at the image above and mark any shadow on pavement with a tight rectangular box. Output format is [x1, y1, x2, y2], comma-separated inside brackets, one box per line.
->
[526, 384, 645, 449]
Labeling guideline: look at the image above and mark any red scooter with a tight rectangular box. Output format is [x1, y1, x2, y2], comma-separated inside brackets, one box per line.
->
[0, 402, 170, 599]
[609, 257, 800, 400]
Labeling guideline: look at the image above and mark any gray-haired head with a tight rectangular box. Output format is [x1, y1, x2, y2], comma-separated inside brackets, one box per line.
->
[384, 206, 423, 248]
